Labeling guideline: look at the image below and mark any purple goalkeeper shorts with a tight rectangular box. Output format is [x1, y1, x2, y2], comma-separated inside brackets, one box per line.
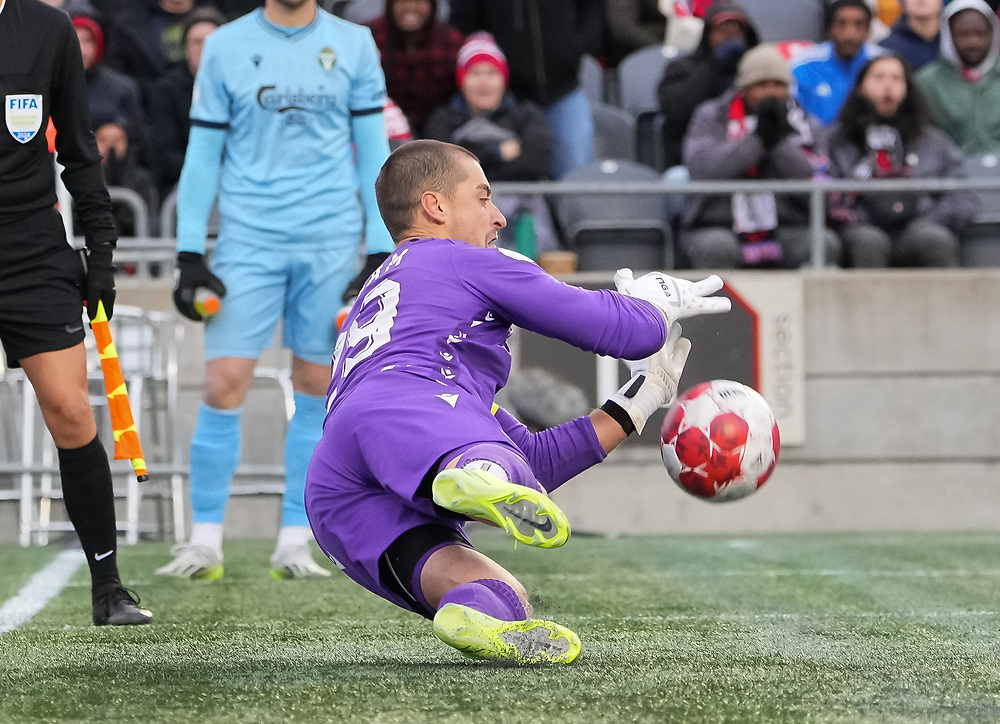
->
[305, 369, 522, 614]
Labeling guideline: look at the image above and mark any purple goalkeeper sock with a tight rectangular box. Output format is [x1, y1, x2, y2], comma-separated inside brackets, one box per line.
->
[438, 579, 527, 622]
[453, 443, 543, 493]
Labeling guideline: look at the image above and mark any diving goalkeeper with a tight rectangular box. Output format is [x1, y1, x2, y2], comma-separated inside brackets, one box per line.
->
[305, 140, 731, 664]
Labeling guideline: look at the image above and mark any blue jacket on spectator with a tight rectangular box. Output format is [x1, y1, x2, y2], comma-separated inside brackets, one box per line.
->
[879, 19, 940, 71]
[791, 40, 885, 126]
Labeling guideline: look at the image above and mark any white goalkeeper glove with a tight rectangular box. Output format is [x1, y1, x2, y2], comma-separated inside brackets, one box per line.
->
[614, 268, 732, 326]
[603, 323, 692, 435]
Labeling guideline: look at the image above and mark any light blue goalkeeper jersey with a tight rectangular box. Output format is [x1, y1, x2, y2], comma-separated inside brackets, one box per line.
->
[190, 8, 386, 246]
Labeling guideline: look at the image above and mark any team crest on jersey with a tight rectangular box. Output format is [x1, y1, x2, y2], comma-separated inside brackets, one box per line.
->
[318, 47, 337, 72]
[5, 94, 42, 144]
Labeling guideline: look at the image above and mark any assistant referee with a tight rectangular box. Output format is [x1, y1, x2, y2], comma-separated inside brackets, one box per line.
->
[0, 0, 151, 625]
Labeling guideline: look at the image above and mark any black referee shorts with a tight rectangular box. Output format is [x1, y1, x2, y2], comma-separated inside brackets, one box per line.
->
[0, 206, 87, 368]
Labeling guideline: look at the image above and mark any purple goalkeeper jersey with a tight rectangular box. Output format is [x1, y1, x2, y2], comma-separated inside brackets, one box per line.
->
[327, 238, 666, 411]
[306, 238, 666, 611]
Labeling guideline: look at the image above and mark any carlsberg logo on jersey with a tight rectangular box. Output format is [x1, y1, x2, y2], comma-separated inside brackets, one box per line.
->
[5, 94, 42, 144]
[256, 85, 338, 113]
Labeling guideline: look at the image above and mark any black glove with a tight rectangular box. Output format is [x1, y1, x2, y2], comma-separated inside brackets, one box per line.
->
[173, 251, 227, 322]
[84, 243, 116, 321]
[342, 252, 390, 304]
[754, 97, 793, 150]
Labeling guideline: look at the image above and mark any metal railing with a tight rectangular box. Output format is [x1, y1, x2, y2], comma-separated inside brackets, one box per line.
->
[491, 176, 1000, 269]
[107, 175, 1000, 271]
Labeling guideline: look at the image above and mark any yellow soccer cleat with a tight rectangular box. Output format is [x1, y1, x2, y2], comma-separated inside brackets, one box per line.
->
[431, 468, 570, 548]
[433, 603, 581, 665]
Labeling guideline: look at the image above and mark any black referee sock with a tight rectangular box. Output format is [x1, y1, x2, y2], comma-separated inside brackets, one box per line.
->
[58, 435, 121, 592]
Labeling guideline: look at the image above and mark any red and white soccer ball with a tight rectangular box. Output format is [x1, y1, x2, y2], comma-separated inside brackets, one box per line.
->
[659, 380, 780, 502]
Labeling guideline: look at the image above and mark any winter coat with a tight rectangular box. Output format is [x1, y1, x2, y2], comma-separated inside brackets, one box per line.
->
[657, 1, 760, 168]
[450, 0, 604, 106]
[368, 0, 464, 134]
[825, 122, 978, 232]
[147, 61, 194, 196]
[423, 92, 553, 181]
[681, 89, 823, 229]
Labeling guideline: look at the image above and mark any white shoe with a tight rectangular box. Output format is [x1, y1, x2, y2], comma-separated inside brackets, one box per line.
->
[154, 544, 224, 580]
[269, 543, 331, 579]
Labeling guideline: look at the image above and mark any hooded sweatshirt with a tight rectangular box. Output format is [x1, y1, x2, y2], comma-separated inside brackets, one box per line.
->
[656, 2, 760, 168]
[916, 0, 1000, 154]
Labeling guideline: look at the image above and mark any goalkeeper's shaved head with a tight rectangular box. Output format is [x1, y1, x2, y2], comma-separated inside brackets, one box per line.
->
[376, 140, 479, 242]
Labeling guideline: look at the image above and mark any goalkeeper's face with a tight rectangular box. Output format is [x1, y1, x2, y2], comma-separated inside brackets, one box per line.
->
[442, 156, 507, 249]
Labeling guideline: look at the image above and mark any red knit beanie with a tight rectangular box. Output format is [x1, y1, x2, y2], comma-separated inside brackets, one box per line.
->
[72, 16, 105, 65]
[456, 32, 509, 86]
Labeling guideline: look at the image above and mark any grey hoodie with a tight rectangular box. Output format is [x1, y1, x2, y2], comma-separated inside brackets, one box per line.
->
[939, 0, 1000, 75]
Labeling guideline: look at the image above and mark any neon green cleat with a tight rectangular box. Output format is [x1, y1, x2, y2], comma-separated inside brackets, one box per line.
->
[154, 544, 224, 581]
[269, 543, 331, 579]
[433, 603, 581, 665]
[431, 468, 570, 548]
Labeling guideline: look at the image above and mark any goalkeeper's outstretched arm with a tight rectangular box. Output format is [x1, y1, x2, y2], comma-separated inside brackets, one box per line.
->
[496, 324, 692, 493]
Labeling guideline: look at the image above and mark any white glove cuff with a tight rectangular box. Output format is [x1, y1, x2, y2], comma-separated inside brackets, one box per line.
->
[606, 370, 676, 435]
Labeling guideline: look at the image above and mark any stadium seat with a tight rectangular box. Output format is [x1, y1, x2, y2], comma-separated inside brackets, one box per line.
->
[959, 154, 1000, 267]
[592, 101, 637, 162]
[617, 44, 684, 117]
[555, 159, 673, 271]
[739, 0, 825, 43]
[579, 54, 606, 106]
[616, 45, 686, 173]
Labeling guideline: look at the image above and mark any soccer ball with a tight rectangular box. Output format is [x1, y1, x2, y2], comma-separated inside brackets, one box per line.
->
[659, 380, 780, 502]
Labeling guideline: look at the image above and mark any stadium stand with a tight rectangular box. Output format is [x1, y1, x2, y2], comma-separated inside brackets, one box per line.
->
[555, 159, 674, 271]
[737, 0, 825, 43]
[959, 154, 1000, 267]
[579, 54, 607, 106]
[591, 101, 637, 162]
[617, 44, 687, 171]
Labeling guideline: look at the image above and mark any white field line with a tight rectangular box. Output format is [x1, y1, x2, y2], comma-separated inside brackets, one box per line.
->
[0, 549, 86, 635]
[551, 569, 1000, 579]
[576, 610, 1000, 624]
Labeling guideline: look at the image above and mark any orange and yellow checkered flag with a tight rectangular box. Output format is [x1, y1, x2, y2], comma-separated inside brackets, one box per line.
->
[89, 301, 148, 482]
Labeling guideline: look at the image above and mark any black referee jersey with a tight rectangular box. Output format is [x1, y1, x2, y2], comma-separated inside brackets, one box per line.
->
[0, 0, 116, 246]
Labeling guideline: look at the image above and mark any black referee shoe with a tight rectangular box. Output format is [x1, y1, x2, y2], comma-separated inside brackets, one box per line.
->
[92, 585, 153, 626]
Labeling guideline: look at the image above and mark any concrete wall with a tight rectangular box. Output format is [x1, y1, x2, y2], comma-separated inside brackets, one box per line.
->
[3, 270, 999, 543]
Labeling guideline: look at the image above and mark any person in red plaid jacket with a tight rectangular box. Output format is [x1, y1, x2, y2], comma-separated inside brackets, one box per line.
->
[368, 0, 464, 136]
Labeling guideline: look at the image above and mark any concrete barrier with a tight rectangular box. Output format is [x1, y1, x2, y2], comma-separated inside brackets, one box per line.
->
[2, 269, 999, 543]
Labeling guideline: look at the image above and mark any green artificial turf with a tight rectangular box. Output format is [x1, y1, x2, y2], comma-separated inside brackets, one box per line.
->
[2, 532, 1000, 723]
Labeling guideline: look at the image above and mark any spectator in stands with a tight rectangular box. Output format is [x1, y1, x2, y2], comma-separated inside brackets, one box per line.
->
[681, 44, 840, 268]
[383, 98, 414, 150]
[73, 14, 148, 169]
[791, 0, 885, 126]
[657, 2, 759, 169]
[368, 0, 464, 136]
[424, 33, 559, 254]
[917, 0, 1000, 155]
[451, 0, 604, 179]
[93, 116, 159, 238]
[827, 54, 975, 266]
[104, 0, 194, 104]
[603, 0, 668, 67]
[879, 0, 942, 69]
[148, 7, 225, 198]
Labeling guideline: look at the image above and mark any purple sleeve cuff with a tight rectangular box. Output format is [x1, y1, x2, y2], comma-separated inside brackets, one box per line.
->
[494, 407, 607, 493]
